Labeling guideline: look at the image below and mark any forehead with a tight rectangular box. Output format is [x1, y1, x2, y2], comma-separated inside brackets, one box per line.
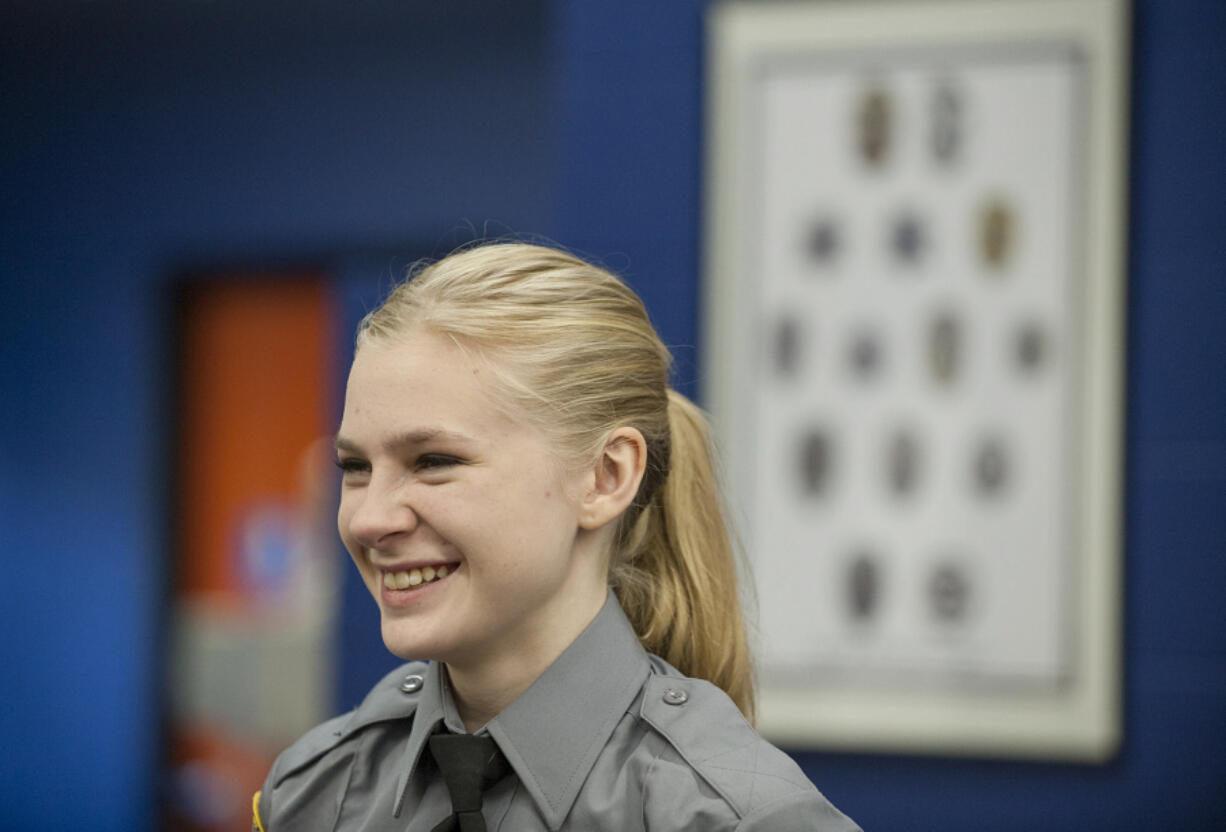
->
[340, 328, 515, 441]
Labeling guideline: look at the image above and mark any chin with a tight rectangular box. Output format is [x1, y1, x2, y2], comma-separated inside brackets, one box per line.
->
[381, 627, 426, 661]
[380, 618, 448, 663]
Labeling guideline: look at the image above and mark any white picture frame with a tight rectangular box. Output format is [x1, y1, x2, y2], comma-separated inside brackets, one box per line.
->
[704, 0, 1128, 760]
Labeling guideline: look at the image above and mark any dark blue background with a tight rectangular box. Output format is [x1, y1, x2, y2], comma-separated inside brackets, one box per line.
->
[2, 1, 1223, 829]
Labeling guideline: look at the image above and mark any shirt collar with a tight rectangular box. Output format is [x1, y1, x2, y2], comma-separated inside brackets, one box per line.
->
[393, 658, 449, 817]
[393, 593, 651, 829]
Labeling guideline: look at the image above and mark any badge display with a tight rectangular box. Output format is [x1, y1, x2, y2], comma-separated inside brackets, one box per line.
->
[706, 0, 1128, 759]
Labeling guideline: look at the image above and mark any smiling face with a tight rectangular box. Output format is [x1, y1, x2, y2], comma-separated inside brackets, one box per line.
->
[335, 326, 611, 675]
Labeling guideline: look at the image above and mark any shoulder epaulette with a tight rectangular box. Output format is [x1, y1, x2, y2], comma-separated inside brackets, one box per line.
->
[270, 661, 428, 788]
[639, 665, 814, 818]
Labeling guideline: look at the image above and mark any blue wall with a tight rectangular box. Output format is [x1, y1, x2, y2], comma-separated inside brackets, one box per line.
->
[1, 3, 553, 828]
[2, 0, 1223, 829]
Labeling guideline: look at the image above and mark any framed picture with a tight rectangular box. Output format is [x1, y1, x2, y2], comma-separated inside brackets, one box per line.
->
[703, 0, 1128, 760]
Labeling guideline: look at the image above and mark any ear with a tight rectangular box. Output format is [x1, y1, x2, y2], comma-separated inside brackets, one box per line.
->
[578, 426, 648, 531]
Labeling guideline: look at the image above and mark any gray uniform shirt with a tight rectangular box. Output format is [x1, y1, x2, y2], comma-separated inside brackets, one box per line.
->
[257, 594, 860, 831]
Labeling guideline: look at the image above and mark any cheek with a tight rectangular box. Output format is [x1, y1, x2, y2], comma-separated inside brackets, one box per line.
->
[503, 475, 582, 550]
[453, 486, 560, 564]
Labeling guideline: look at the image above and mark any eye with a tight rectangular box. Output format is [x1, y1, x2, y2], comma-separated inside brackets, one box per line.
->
[335, 456, 370, 476]
[416, 453, 461, 471]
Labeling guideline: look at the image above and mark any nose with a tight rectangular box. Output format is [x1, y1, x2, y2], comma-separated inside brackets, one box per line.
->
[343, 476, 419, 551]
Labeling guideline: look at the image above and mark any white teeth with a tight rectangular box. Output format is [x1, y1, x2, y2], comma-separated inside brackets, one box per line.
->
[383, 566, 452, 590]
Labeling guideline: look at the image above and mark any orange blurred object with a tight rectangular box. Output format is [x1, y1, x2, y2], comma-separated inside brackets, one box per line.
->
[176, 277, 334, 600]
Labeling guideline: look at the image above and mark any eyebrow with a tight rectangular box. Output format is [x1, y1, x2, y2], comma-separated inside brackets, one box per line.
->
[333, 428, 477, 455]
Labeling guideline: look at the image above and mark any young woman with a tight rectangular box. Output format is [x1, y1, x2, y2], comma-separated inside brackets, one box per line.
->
[254, 243, 859, 831]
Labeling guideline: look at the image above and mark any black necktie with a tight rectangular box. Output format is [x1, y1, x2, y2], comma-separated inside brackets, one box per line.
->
[427, 733, 510, 832]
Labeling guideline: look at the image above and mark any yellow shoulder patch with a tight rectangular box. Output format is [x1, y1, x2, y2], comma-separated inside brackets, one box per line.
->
[252, 790, 266, 832]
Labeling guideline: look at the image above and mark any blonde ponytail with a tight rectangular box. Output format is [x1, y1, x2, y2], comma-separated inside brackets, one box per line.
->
[613, 391, 755, 722]
[359, 242, 755, 721]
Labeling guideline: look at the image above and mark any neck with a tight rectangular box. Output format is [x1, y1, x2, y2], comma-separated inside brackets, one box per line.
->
[445, 584, 608, 733]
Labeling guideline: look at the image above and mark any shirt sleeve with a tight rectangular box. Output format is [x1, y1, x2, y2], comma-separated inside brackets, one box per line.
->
[734, 789, 863, 832]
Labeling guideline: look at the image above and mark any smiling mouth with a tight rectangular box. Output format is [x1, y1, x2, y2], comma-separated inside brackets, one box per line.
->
[382, 564, 456, 590]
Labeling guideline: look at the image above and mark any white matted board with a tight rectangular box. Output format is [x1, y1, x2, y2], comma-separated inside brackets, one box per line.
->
[704, 0, 1128, 760]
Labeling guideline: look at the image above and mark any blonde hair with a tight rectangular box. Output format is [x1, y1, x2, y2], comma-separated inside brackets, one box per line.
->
[357, 242, 755, 720]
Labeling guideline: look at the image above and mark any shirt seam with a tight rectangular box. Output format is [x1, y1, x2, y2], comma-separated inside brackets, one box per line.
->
[733, 789, 826, 830]
[328, 729, 369, 832]
[642, 738, 665, 831]
[643, 720, 746, 819]
[702, 762, 813, 791]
